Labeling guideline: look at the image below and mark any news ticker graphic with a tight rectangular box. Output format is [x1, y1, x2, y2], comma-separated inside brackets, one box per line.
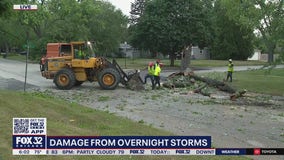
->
[46, 136, 211, 149]
[215, 148, 284, 155]
[12, 118, 284, 156]
[13, 118, 47, 155]
[13, 136, 212, 155]
[13, 149, 216, 155]
[13, 118, 46, 135]
[12, 148, 284, 155]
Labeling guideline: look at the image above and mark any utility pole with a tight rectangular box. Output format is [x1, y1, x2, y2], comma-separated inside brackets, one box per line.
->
[24, 32, 30, 92]
[123, 42, 127, 69]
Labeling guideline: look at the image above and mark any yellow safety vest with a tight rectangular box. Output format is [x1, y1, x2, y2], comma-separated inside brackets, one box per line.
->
[228, 63, 234, 72]
[148, 66, 155, 75]
[79, 50, 85, 58]
[154, 64, 161, 76]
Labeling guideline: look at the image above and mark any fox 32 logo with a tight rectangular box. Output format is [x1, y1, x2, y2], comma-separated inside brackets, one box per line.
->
[13, 136, 45, 149]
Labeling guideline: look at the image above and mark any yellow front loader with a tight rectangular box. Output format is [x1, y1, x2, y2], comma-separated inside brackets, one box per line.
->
[40, 41, 141, 90]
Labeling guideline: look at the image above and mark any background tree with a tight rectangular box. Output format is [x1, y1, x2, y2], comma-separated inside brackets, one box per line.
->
[0, 0, 24, 52]
[222, 0, 284, 63]
[129, 0, 146, 25]
[209, 0, 254, 60]
[0, 15, 26, 53]
[0, 0, 11, 15]
[17, 0, 51, 58]
[130, 0, 211, 67]
[85, 1, 128, 56]
[0, 0, 128, 59]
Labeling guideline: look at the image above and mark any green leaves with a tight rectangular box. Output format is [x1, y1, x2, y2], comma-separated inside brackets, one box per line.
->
[130, 0, 210, 61]
[0, 0, 128, 58]
[209, 0, 255, 60]
[218, 0, 284, 62]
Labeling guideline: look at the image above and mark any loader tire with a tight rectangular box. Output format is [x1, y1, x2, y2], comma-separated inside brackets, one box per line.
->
[54, 68, 76, 90]
[98, 68, 120, 90]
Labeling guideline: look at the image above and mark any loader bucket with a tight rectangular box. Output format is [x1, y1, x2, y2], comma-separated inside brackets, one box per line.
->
[125, 71, 145, 90]
[111, 59, 145, 90]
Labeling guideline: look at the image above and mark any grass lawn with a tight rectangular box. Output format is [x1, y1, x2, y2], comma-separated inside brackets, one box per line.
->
[113, 58, 267, 69]
[232, 68, 284, 96]
[0, 90, 249, 160]
[199, 68, 284, 96]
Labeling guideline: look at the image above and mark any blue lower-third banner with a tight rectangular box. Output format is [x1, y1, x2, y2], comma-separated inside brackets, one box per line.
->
[47, 136, 211, 149]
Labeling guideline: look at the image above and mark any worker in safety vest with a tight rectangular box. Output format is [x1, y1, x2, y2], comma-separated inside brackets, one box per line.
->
[75, 49, 86, 59]
[226, 59, 234, 82]
[78, 50, 86, 59]
[144, 62, 155, 89]
[153, 59, 161, 89]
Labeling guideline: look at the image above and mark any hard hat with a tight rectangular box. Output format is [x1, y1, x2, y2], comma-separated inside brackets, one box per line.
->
[229, 59, 232, 62]
[149, 62, 154, 66]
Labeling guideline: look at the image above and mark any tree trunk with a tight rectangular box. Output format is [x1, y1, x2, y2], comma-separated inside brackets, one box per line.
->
[180, 44, 191, 72]
[5, 42, 9, 53]
[268, 52, 274, 64]
[169, 53, 175, 66]
[267, 44, 275, 64]
[268, 47, 274, 64]
[189, 73, 236, 93]
[260, 30, 275, 64]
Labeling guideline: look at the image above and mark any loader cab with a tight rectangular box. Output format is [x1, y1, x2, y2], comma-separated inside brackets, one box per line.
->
[44, 43, 71, 58]
[59, 44, 72, 56]
[71, 42, 94, 59]
[42, 43, 72, 63]
[40, 43, 72, 71]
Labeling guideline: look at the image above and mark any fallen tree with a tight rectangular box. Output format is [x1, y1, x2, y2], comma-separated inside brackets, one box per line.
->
[188, 72, 236, 93]
[163, 72, 245, 100]
[165, 72, 236, 93]
[230, 89, 247, 100]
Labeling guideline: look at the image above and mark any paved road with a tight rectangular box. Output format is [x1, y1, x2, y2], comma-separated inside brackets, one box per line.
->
[0, 58, 53, 90]
[0, 58, 283, 90]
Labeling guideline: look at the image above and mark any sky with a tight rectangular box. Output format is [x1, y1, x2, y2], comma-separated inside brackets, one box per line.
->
[107, 0, 135, 16]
